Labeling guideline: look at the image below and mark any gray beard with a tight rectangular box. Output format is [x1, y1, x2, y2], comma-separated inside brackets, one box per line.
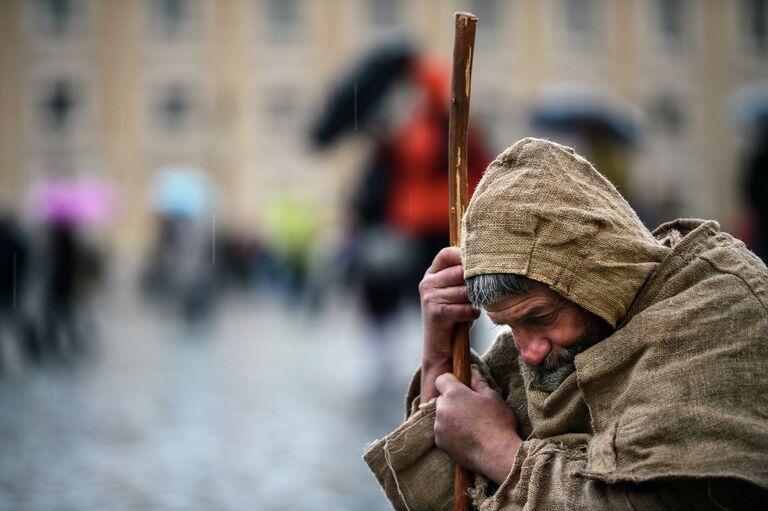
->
[519, 345, 580, 392]
[519, 322, 610, 393]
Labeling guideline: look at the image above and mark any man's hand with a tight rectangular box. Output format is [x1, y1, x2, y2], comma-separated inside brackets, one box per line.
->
[434, 366, 521, 485]
[419, 247, 479, 402]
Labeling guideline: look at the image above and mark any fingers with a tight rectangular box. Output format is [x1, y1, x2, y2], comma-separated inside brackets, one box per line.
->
[419, 247, 477, 373]
[420, 248, 469, 311]
[435, 372, 457, 394]
[426, 303, 480, 325]
[431, 285, 469, 304]
[435, 372, 466, 397]
[420, 263, 465, 296]
[426, 246, 462, 275]
[419, 270, 468, 317]
[453, 304, 481, 322]
[470, 365, 494, 396]
[425, 286, 469, 305]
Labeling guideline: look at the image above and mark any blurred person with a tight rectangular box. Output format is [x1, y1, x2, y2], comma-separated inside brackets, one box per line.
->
[144, 167, 217, 326]
[143, 212, 214, 321]
[142, 212, 180, 299]
[365, 139, 768, 509]
[311, 37, 490, 386]
[216, 224, 265, 293]
[174, 216, 216, 324]
[33, 178, 113, 362]
[352, 225, 409, 387]
[264, 193, 318, 304]
[41, 219, 103, 361]
[0, 212, 39, 368]
[743, 121, 768, 262]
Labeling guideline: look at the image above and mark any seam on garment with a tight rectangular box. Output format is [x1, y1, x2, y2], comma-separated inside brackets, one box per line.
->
[379, 405, 436, 510]
[383, 437, 413, 511]
[700, 256, 768, 314]
[525, 229, 537, 274]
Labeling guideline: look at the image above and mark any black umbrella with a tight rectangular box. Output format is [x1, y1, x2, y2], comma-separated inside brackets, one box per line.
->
[530, 91, 642, 146]
[310, 37, 416, 147]
[728, 82, 768, 129]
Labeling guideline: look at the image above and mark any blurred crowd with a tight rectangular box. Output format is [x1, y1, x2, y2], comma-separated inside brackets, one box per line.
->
[0, 206, 103, 370]
[0, 172, 320, 371]
[1, 1, 767, 507]
[2, 35, 767, 381]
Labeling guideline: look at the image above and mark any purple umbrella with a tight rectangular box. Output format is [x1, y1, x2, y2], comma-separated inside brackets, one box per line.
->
[34, 178, 116, 225]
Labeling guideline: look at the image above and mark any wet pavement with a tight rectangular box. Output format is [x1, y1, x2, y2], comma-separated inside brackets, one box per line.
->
[0, 286, 501, 511]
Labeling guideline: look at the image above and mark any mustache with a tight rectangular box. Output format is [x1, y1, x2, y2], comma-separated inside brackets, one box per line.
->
[519, 320, 611, 392]
[520, 344, 581, 393]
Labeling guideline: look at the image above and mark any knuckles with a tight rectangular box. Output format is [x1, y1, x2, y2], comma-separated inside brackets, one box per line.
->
[434, 373, 451, 389]
[417, 277, 431, 296]
[436, 247, 459, 265]
[434, 403, 455, 436]
[441, 385, 458, 399]
[423, 302, 452, 325]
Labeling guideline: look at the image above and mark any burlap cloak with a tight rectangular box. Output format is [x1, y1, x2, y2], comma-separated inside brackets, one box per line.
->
[364, 138, 768, 510]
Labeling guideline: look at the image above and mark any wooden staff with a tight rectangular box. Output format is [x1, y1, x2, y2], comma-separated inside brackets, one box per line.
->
[448, 11, 477, 511]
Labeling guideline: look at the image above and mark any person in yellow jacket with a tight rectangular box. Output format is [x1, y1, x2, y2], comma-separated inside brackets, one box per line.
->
[364, 138, 768, 510]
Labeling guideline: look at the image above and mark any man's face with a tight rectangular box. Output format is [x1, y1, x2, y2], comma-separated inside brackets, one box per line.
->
[484, 284, 610, 392]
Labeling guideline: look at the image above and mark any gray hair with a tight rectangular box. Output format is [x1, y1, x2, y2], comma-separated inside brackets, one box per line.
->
[466, 273, 534, 307]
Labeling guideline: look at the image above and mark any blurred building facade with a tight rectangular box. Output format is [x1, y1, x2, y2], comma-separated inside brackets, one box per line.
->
[0, 0, 767, 255]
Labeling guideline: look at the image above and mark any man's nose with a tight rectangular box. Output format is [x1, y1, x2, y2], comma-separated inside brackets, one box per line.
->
[516, 331, 550, 366]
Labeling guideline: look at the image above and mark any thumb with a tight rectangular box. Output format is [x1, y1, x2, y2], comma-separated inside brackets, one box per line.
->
[470, 365, 492, 394]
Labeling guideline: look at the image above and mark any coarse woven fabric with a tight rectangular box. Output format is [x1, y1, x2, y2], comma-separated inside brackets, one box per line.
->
[461, 137, 669, 328]
[571, 217, 768, 489]
[364, 138, 768, 510]
[365, 219, 768, 510]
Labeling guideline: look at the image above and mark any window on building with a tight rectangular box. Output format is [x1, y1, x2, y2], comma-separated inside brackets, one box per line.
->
[740, 0, 768, 55]
[154, 83, 193, 133]
[264, 0, 302, 42]
[160, 0, 188, 35]
[656, 0, 687, 51]
[368, 0, 402, 30]
[563, 0, 596, 49]
[468, 0, 501, 45]
[148, 0, 200, 41]
[41, 78, 79, 132]
[649, 94, 686, 137]
[265, 86, 298, 132]
[35, 0, 85, 38]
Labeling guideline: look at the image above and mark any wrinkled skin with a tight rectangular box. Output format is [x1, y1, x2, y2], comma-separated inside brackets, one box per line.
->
[419, 247, 600, 483]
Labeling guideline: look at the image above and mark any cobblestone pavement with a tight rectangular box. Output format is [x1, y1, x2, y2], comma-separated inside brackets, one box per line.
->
[0, 286, 501, 511]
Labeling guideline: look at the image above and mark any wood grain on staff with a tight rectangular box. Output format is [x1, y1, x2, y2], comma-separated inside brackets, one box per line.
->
[448, 11, 477, 511]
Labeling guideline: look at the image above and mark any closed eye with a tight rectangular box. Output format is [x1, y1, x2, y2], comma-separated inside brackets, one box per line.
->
[528, 312, 556, 325]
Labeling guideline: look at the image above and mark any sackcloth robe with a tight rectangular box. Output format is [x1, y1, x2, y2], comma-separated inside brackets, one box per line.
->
[364, 138, 768, 510]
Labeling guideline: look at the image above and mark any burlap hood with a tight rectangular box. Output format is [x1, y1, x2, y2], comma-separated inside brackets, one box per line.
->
[461, 137, 669, 327]
[363, 138, 768, 509]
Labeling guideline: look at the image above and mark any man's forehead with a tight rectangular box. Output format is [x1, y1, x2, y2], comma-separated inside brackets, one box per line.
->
[483, 287, 558, 316]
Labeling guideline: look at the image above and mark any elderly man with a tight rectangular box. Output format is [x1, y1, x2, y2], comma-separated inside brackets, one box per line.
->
[364, 138, 768, 510]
